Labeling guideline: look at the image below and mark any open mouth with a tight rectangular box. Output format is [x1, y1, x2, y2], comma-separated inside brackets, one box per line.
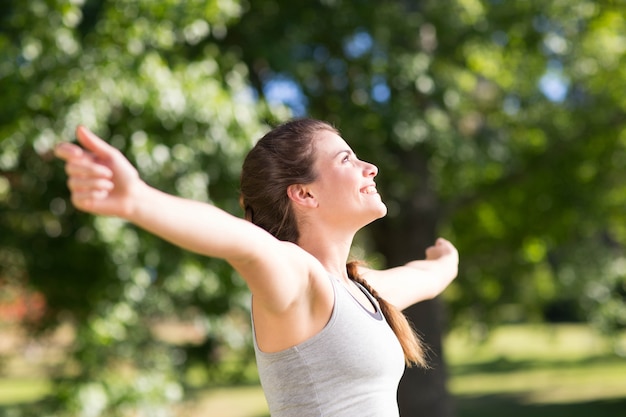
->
[361, 185, 377, 194]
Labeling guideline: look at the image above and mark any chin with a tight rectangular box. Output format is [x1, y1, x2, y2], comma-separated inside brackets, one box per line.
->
[373, 202, 388, 220]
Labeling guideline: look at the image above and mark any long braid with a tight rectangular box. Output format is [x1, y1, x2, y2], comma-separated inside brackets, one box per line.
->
[346, 261, 429, 368]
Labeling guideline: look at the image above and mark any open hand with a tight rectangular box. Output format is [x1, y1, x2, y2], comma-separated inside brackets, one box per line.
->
[54, 126, 141, 218]
[425, 238, 458, 263]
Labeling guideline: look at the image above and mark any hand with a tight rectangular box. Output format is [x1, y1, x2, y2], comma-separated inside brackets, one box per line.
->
[425, 238, 459, 264]
[425, 238, 459, 283]
[54, 126, 142, 218]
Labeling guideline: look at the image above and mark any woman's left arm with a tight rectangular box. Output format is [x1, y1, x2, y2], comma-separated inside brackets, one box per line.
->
[359, 238, 459, 311]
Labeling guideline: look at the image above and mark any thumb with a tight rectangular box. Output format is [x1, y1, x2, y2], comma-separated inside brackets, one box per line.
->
[75, 125, 118, 160]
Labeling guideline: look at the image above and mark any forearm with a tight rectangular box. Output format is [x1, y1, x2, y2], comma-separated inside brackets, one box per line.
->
[404, 258, 458, 298]
[126, 182, 266, 262]
[360, 259, 457, 310]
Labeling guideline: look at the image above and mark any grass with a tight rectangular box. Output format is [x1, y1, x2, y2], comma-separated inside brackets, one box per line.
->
[0, 379, 51, 406]
[454, 394, 626, 417]
[446, 324, 626, 417]
[183, 324, 626, 417]
[1, 324, 625, 417]
[177, 386, 269, 417]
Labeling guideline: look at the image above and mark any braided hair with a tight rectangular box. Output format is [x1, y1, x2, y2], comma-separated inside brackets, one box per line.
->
[347, 261, 428, 368]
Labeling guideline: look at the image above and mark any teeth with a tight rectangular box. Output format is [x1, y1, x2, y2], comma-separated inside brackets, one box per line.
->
[362, 185, 376, 194]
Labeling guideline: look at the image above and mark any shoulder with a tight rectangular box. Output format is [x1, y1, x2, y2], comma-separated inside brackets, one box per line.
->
[232, 240, 330, 314]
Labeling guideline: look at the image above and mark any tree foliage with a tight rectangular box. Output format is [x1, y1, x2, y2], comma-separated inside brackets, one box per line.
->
[1, 0, 279, 415]
[223, 3, 626, 412]
[1, 0, 625, 415]
[223, 0, 626, 328]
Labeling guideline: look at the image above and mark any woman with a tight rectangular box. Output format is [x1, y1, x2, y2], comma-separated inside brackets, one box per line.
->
[55, 118, 458, 417]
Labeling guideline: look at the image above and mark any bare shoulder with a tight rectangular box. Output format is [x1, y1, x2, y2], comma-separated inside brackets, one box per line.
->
[231, 239, 329, 313]
[246, 242, 334, 352]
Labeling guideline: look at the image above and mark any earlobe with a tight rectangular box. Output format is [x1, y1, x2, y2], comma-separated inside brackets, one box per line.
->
[287, 184, 318, 208]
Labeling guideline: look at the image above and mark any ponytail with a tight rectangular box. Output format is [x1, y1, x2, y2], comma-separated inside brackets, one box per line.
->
[346, 261, 429, 368]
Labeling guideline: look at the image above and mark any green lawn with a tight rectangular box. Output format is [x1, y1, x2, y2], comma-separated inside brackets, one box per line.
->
[2, 324, 625, 417]
[183, 324, 626, 417]
[0, 379, 51, 406]
[445, 324, 626, 417]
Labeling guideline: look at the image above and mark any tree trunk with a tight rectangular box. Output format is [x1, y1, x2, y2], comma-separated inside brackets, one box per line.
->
[398, 299, 454, 417]
[371, 150, 455, 417]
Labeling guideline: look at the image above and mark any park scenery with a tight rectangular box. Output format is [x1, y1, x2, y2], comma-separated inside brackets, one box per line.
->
[1, 1, 625, 416]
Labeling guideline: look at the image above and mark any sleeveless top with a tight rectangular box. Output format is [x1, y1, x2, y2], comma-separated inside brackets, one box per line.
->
[252, 275, 405, 417]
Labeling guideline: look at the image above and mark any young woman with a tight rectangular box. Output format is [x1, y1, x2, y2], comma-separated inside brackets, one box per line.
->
[55, 118, 458, 417]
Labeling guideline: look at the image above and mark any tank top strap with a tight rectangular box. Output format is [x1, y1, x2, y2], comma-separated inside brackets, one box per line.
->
[329, 274, 383, 320]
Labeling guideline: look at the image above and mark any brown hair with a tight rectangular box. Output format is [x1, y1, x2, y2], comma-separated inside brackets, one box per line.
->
[240, 118, 427, 367]
[347, 261, 428, 368]
[240, 118, 334, 243]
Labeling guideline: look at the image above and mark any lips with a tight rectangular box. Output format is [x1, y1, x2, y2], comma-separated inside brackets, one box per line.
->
[361, 185, 377, 194]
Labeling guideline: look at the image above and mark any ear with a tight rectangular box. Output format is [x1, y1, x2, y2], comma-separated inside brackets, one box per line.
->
[287, 184, 318, 208]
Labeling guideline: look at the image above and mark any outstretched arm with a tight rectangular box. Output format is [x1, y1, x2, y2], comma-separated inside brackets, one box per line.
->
[54, 127, 315, 311]
[359, 238, 459, 311]
[55, 126, 271, 262]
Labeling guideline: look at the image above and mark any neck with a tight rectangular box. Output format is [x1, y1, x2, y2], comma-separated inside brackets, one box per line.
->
[297, 225, 355, 282]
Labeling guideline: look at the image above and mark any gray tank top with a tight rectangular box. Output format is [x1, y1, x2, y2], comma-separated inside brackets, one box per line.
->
[252, 275, 405, 417]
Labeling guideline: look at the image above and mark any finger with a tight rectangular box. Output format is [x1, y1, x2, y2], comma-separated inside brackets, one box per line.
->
[72, 189, 110, 201]
[436, 237, 452, 247]
[54, 142, 85, 161]
[70, 191, 110, 212]
[67, 177, 114, 193]
[75, 126, 119, 160]
[65, 159, 114, 179]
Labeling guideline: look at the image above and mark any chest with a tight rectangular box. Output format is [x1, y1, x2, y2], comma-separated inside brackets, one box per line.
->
[303, 281, 405, 383]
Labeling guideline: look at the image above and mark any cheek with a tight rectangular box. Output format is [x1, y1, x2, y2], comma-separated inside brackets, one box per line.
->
[315, 169, 359, 201]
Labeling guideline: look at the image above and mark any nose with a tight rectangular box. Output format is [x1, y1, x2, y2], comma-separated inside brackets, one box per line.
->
[363, 161, 378, 177]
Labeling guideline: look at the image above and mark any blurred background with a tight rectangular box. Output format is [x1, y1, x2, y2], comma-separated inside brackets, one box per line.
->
[1, 0, 625, 416]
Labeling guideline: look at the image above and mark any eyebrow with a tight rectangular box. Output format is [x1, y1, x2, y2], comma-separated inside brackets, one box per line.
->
[334, 149, 355, 158]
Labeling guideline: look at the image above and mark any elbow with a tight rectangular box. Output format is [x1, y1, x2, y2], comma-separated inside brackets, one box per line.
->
[424, 286, 442, 301]
[429, 271, 457, 300]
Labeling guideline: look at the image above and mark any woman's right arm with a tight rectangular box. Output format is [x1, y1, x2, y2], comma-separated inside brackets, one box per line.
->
[55, 126, 313, 311]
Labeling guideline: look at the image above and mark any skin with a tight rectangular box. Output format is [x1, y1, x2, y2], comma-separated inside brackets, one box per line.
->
[55, 126, 458, 353]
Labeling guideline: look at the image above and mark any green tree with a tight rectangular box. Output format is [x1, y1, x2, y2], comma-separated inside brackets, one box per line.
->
[2, 0, 625, 416]
[223, 0, 626, 415]
[1, 0, 277, 415]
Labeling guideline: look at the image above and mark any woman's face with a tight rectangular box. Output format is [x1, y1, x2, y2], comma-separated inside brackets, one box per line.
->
[308, 129, 387, 229]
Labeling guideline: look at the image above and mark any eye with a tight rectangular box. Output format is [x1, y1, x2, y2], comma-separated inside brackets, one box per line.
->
[342, 154, 351, 163]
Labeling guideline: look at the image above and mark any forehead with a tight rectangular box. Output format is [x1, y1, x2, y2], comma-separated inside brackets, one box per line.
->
[313, 129, 351, 157]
